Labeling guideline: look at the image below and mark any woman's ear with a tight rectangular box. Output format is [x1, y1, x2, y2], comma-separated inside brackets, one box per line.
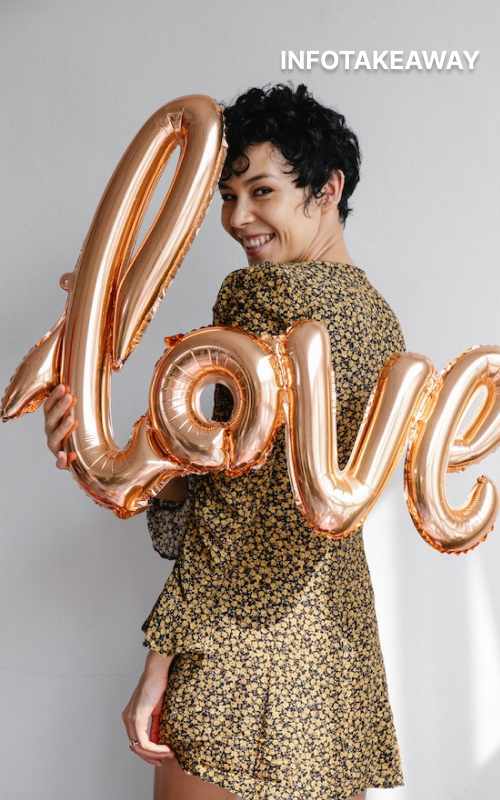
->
[321, 168, 345, 209]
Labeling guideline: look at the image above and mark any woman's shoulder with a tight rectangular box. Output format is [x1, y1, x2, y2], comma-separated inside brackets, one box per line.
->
[214, 260, 372, 321]
[218, 260, 291, 290]
[212, 260, 371, 333]
[211, 259, 406, 348]
[218, 259, 367, 293]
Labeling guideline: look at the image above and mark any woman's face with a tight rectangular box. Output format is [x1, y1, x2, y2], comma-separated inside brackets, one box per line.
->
[219, 141, 335, 266]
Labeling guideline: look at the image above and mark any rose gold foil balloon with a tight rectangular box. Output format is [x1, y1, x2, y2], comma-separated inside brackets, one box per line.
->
[273, 320, 435, 537]
[1, 96, 499, 552]
[149, 326, 283, 476]
[1, 95, 230, 517]
[404, 345, 500, 554]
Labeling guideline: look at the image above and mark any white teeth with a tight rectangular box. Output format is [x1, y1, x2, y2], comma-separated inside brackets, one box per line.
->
[242, 233, 274, 248]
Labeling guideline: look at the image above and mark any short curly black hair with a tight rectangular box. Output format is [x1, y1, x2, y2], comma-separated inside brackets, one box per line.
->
[218, 82, 361, 226]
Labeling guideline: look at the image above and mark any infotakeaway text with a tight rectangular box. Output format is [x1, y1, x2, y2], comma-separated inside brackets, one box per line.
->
[281, 49, 480, 71]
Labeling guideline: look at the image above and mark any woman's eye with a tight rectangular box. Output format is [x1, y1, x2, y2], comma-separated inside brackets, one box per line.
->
[220, 187, 272, 202]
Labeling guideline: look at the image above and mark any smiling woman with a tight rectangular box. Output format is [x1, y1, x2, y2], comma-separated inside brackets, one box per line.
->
[217, 83, 361, 267]
[131, 82, 405, 800]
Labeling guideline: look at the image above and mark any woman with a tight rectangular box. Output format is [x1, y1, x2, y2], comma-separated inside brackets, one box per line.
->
[44, 83, 406, 800]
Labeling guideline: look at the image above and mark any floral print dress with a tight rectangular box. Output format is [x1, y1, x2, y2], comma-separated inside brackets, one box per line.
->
[141, 260, 406, 800]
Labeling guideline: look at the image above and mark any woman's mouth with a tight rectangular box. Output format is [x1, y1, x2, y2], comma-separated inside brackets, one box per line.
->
[240, 233, 276, 254]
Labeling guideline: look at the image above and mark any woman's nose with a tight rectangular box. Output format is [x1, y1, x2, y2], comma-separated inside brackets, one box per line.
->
[229, 199, 256, 228]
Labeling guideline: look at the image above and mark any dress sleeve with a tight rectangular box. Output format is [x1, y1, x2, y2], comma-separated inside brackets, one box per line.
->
[145, 474, 197, 560]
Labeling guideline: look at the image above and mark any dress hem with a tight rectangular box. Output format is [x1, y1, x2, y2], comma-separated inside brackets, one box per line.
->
[174, 747, 405, 800]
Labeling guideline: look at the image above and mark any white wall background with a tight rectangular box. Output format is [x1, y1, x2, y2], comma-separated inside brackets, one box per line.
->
[1, 1, 499, 798]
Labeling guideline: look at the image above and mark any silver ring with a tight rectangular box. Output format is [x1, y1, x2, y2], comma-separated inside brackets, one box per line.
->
[129, 738, 139, 749]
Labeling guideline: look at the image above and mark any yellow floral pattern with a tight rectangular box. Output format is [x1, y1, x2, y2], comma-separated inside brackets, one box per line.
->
[141, 260, 406, 799]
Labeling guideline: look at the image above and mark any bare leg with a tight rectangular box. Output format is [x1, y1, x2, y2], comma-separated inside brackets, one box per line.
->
[154, 754, 238, 799]
[154, 753, 366, 800]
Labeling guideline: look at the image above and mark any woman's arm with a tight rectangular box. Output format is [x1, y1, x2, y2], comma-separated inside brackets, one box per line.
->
[156, 475, 188, 502]
[146, 474, 197, 559]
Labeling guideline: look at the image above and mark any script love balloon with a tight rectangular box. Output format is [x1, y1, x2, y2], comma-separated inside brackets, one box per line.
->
[2, 94, 499, 555]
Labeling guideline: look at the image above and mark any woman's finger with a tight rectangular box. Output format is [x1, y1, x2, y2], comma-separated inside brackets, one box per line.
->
[43, 384, 66, 414]
[44, 391, 72, 430]
[56, 451, 68, 469]
[46, 407, 74, 453]
[60, 416, 79, 443]
[135, 707, 172, 755]
[55, 451, 77, 469]
[130, 741, 171, 767]
[49, 416, 78, 455]
[121, 666, 174, 757]
[122, 684, 173, 766]
[45, 394, 75, 437]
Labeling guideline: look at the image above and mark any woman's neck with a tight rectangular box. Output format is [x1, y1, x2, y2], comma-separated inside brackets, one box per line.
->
[314, 242, 354, 266]
[305, 223, 355, 267]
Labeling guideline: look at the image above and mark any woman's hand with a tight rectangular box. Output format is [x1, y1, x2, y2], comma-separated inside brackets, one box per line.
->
[121, 651, 175, 767]
[43, 383, 78, 469]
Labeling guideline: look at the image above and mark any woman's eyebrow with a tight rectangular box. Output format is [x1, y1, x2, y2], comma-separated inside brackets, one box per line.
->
[218, 172, 275, 189]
